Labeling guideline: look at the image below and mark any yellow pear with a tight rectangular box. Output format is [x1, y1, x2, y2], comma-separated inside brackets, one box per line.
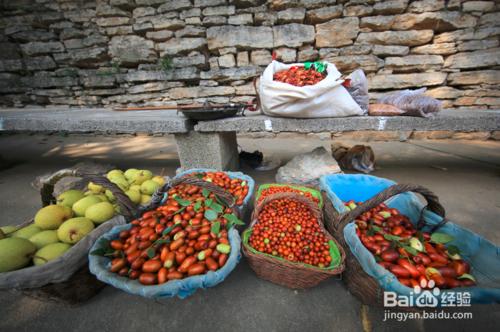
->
[88, 181, 104, 194]
[34, 205, 72, 230]
[56, 190, 85, 208]
[151, 176, 166, 186]
[85, 201, 115, 224]
[72, 196, 102, 217]
[33, 242, 71, 265]
[125, 190, 141, 204]
[141, 180, 160, 195]
[12, 224, 42, 239]
[57, 217, 95, 244]
[29, 230, 59, 249]
[0, 237, 37, 272]
[140, 194, 152, 205]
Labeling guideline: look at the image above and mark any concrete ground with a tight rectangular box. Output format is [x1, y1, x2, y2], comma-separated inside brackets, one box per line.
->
[0, 133, 499, 332]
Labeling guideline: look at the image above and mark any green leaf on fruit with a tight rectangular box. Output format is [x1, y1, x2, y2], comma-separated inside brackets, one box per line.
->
[458, 273, 476, 282]
[202, 188, 210, 198]
[447, 245, 461, 256]
[146, 248, 155, 259]
[174, 196, 191, 207]
[241, 181, 247, 187]
[204, 209, 218, 221]
[90, 238, 114, 256]
[211, 221, 221, 235]
[372, 225, 382, 232]
[401, 244, 418, 256]
[211, 202, 224, 213]
[205, 198, 213, 207]
[223, 213, 245, 228]
[154, 238, 170, 246]
[195, 173, 204, 179]
[384, 234, 401, 242]
[174, 206, 186, 215]
[430, 232, 454, 244]
[193, 200, 202, 212]
[162, 224, 176, 236]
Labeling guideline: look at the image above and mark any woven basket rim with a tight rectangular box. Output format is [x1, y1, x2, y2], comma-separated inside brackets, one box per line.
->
[243, 192, 345, 275]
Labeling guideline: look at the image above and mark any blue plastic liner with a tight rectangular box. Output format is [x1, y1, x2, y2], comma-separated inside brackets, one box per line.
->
[320, 174, 500, 305]
[89, 225, 241, 300]
[175, 168, 255, 217]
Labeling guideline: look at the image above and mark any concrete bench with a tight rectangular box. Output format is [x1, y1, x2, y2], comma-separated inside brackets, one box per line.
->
[1, 108, 499, 170]
[191, 109, 500, 170]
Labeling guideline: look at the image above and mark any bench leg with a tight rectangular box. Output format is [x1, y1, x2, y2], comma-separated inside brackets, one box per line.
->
[174, 131, 239, 171]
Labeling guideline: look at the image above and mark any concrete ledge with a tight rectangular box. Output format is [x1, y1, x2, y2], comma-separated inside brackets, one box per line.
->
[0, 108, 193, 134]
[195, 109, 500, 133]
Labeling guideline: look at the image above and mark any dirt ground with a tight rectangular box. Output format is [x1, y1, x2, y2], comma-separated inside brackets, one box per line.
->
[0, 133, 498, 332]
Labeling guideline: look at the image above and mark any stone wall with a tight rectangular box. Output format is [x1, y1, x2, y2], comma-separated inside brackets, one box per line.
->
[0, 0, 499, 109]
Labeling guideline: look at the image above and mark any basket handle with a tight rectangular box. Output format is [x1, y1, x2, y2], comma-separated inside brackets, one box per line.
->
[84, 175, 137, 221]
[139, 175, 237, 217]
[336, 184, 447, 233]
[37, 169, 138, 221]
[250, 191, 322, 228]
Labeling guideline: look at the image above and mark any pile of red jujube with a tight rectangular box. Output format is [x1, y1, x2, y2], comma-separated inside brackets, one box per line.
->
[257, 186, 320, 205]
[192, 171, 249, 206]
[273, 66, 326, 87]
[249, 198, 332, 268]
[105, 179, 245, 285]
[349, 201, 477, 289]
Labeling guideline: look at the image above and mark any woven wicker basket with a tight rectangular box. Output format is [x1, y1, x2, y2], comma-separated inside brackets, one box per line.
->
[242, 192, 345, 289]
[322, 184, 446, 306]
[6, 173, 136, 306]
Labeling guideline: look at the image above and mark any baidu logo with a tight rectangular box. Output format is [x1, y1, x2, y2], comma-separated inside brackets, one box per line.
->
[384, 279, 472, 308]
[384, 279, 440, 308]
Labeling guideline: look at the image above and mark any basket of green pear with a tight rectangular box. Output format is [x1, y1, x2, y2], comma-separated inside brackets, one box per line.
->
[0, 175, 134, 293]
[104, 168, 167, 207]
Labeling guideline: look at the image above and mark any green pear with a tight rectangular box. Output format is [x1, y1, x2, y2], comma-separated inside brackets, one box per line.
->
[29, 230, 59, 249]
[85, 201, 115, 224]
[0, 237, 37, 272]
[72, 196, 102, 217]
[141, 180, 160, 195]
[105, 189, 116, 202]
[12, 224, 42, 239]
[0, 225, 19, 237]
[151, 176, 166, 186]
[33, 242, 71, 266]
[57, 217, 95, 244]
[110, 177, 129, 191]
[125, 190, 141, 204]
[129, 184, 141, 192]
[129, 170, 152, 185]
[140, 194, 152, 205]
[95, 194, 109, 202]
[56, 190, 85, 208]
[84, 190, 93, 196]
[124, 168, 139, 181]
[106, 169, 124, 180]
[34, 205, 72, 230]
[88, 181, 104, 194]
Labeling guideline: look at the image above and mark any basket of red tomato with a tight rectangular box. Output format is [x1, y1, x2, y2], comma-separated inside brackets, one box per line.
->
[320, 174, 500, 306]
[242, 191, 345, 289]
